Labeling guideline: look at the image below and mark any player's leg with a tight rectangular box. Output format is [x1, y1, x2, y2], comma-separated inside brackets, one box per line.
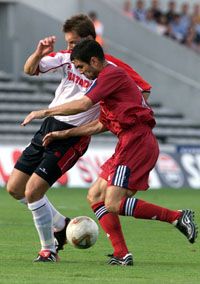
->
[25, 173, 59, 262]
[34, 132, 91, 254]
[105, 185, 180, 221]
[7, 138, 44, 203]
[104, 127, 197, 245]
[6, 141, 67, 236]
[45, 196, 70, 252]
[7, 168, 30, 200]
[104, 185, 198, 244]
[87, 177, 132, 265]
[7, 168, 68, 234]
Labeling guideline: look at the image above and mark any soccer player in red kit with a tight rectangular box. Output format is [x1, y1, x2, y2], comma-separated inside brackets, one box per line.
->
[22, 39, 198, 266]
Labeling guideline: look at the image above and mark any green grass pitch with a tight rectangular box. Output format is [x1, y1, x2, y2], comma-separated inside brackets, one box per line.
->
[0, 187, 199, 284]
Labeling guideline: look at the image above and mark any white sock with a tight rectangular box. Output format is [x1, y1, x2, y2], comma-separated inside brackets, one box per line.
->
[19, 197, 27, 205]
[44, 196, 66, 232]
[20, 196, 66, 232]
[28, 197, 56, 253]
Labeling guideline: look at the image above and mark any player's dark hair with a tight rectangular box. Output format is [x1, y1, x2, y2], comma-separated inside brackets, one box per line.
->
[70, 39, 105, 63]
[62, 14, 96, 39]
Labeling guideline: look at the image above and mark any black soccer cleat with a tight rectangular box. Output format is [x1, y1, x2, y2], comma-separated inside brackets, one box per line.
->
[176, 209, 198, 244]
[54, 217, 70, 252]
[34, 250, 59, 262]
[108, 253, 133, 266]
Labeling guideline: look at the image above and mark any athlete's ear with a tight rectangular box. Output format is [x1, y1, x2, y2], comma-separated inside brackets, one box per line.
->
[86, 35, 94, 40]
[90, 56, 98, 66]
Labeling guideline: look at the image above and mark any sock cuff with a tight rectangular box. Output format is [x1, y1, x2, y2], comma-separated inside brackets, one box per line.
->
[91, 201, 108, 220]
[19, 197, 27, 205]
[119, 197, 137, 216]
[91, 201, 105, 212]
[119, 196, 128, 215]
[28, 197, 46, 211]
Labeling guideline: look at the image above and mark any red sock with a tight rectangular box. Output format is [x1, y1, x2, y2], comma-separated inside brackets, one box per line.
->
[120, 197, 181, 223]
[92, 202, 129, 258]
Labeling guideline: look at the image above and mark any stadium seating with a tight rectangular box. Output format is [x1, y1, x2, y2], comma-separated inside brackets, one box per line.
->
[0, 70, 12, 82]
[151, 103, 200, 144]
[0, 70, 200, 146]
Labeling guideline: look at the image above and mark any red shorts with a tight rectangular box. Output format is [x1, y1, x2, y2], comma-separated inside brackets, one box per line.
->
[100, 124, 159, 191]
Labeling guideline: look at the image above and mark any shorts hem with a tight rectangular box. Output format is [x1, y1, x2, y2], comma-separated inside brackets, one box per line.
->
[34, 169, 55, 187]
[108, 181, 149, 191]
[14, 162, 33, 176]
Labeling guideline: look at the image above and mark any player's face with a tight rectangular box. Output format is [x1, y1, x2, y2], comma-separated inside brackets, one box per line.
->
[64, 32, 82, 51]
[73, 59, 99, 80]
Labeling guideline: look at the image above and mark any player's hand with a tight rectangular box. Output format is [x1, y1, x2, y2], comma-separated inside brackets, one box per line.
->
[21, 110, 45, 126]
[42, 130, 70, 146]
[35, 36, 56, 57]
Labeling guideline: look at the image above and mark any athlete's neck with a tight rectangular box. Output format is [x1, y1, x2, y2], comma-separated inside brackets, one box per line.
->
[103, 60, 109, 68]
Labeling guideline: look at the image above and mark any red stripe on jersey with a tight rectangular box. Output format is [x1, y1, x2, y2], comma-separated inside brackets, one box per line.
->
[48, 50, 71, 57]
[47, 52, 57, 57]
[38, 63, 69, 74]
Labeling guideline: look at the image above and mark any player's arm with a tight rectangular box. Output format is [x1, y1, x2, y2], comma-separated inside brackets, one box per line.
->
[42, 119, 107, 147]
[24, 36, 56, 75]
[21, 96, 93, 126]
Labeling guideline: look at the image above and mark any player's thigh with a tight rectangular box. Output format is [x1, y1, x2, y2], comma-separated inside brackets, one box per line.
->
[7, 168, 30, 199]
[104, 185, 136, 213]
[14, 142, 44, 176]
[87, 177, 108, 205]
[25, 173, 50, 203]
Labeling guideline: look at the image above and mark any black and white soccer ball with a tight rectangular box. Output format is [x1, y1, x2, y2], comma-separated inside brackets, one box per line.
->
[66, 216, 99, 249]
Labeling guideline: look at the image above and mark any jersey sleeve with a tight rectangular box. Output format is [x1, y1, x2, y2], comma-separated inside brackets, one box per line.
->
[36, 51, 71, 74]
[105, 54, 151, 92]
[86, 68, 123, 104]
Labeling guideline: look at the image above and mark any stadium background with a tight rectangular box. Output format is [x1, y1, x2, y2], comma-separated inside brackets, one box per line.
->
[0, 0, 200, 189]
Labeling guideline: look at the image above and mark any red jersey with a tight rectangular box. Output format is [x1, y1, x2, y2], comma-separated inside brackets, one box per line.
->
[105, 54, 151, 93]
[86, 64, 155, 136]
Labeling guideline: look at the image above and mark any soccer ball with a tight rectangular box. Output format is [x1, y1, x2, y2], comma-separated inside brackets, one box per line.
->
[66, 216, 99, 249]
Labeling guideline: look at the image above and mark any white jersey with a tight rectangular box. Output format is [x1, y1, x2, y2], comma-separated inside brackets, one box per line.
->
[38, 50, 100, 126]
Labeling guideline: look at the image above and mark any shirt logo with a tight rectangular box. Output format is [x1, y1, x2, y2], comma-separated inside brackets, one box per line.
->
[67, 71, 91, 88]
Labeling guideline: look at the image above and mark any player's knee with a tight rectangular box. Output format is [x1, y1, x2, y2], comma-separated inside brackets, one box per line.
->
[25, 182, 40, 203]
[87, 189, 103, 205]
[6, 179, 21, 200]
[87, 191, 96, 205]
[87, 190, 102, 206]
[104, 200, 118, 214]
[87, 178, 107, 206]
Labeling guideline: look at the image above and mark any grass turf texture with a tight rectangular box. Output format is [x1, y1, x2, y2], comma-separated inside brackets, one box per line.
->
[0, 187, 199, 284]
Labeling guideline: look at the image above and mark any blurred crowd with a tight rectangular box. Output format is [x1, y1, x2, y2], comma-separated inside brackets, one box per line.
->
[89, 11, 104, 46]
[123, 0, 200, 53]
